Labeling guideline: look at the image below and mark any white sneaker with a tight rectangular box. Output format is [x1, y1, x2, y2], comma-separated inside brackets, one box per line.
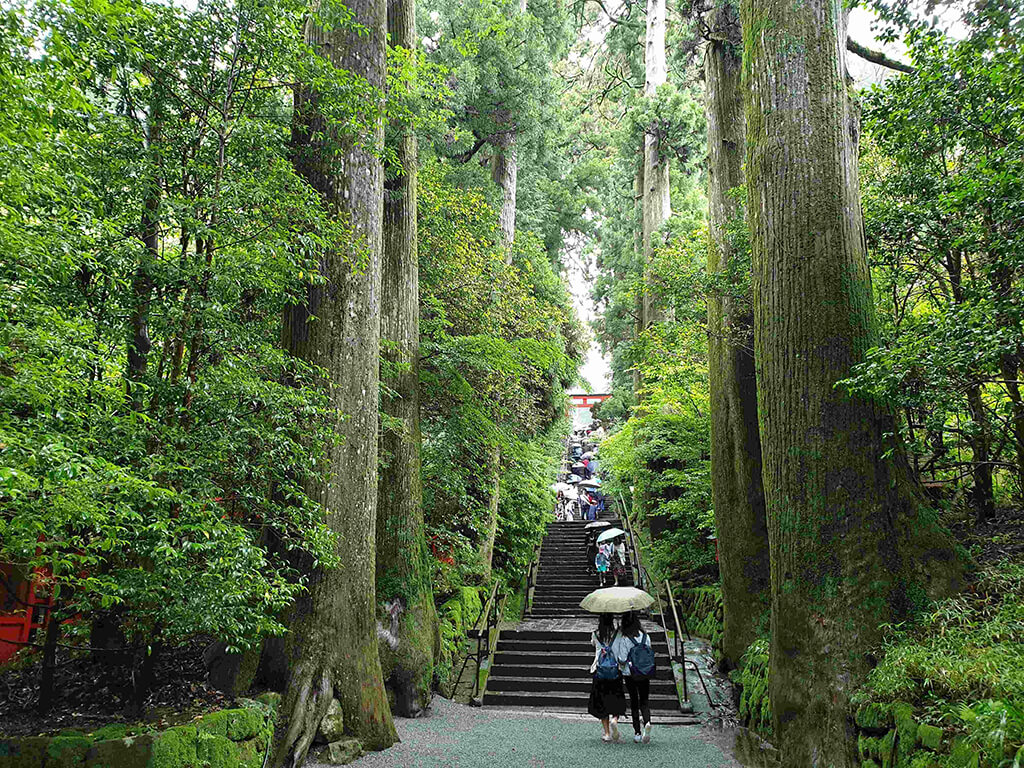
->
[633, 734, 642, 743]
[610, 720, 620, 742]
[602, 734, 612, 743]
[642, 721, 652, 743]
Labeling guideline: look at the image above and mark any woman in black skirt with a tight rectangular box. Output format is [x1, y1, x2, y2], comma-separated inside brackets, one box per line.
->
[588, 613, 626, 741]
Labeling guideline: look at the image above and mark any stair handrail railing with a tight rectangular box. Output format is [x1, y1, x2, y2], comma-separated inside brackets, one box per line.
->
[520, 541, 542, 621]
[454, 578, 503, 701]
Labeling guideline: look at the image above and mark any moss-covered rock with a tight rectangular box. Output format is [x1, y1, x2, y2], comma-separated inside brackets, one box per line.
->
[0, 736, 50, 768]
[862, 760, 881, 768]
[88, 725, 128, 743]
[879, 729, 896, 768]
[196, 732, 237, 767]
[857, 702, 895, 733]
[859, 733, 882, 761]
[149, 724, 198, 768]
[947, 739, 980, 768]
[47, 733, 91, 767]
[906, 752, 939, 768]
[319, 739, 362, 765]
[317, 699, 345, 744]
[85, 735, 154, 768]
[916, 724, 942, 752]
[892, 702, 917, 766]
[460, 587, 482, 626]
[236, 738, 265, 768]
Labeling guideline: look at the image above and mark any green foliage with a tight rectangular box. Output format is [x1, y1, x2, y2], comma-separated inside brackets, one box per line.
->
[732, 639, 772, 735]
[599, 225, 716, 584]
[418, 160, 582, 592]
[842, 0, 1024, 507]
[0, 0, 368, 658]
[858, 562, 1024, 766]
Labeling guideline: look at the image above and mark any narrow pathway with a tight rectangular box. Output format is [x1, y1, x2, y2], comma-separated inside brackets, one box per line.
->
[338, 697, 740, 768]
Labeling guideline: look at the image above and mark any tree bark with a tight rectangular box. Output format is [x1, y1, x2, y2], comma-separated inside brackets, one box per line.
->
[376, 0, 437, 719]
[742, 0, 967, 763]
[127, 111, 161, 412]
[479, 444, 502, 578]
[269, 0, 398, 763]
[641, 0, 670, 328]
[633, 153, 645, 396]
[704, 0, 769, 672]
[491, 130, 518, 254]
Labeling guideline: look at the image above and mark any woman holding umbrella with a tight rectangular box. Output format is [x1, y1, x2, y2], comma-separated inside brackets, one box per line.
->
[614, 610, 654, 743]
[587, 613, 626, 742]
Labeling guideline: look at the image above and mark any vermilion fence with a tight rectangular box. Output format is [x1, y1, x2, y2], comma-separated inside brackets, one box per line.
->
[0, 562, 53, 663]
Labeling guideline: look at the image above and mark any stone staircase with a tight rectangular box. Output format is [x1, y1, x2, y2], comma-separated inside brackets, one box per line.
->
[483, 520, 686, 719]
[528, 519, 634, 618]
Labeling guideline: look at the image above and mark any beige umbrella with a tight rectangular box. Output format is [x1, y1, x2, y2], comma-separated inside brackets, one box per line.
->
[580, 586, 654, 614]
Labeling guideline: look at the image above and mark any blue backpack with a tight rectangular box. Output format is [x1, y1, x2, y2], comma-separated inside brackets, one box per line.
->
[595, 641, 620, 680]
[626, 633, 656, 678]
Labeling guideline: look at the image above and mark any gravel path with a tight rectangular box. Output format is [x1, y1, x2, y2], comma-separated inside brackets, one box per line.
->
[318, 697, 740, 768]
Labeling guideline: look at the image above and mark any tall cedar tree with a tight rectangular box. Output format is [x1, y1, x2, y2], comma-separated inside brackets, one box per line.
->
[641, 0, 670, 329]
[742, 0, 967, 764]
[271, 0, 398, 763]
[703, 0, 768, 670]
[376, 0, 438, 717]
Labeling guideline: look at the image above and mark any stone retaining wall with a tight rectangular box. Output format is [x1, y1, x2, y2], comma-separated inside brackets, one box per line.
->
[0, 694, 278, 768]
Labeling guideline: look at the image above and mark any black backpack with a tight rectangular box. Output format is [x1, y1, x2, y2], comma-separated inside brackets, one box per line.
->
[626, 632, 656, 678]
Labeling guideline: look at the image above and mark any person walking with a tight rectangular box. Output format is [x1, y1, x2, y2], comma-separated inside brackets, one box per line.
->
[613, 611, 655, 743]
[595, 541, 613, 586]
[612, 538, 628, 586]
[588, 613, 626, 742]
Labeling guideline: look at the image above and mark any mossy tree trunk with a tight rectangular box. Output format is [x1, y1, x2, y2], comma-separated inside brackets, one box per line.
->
[704, 0, 768, 672]
[376, 0, 437, 719]
[479, 444, 502, 579]
[641, 0, 670, 329]
[269, 1, 398, 763]
[742, 0, 967, 763]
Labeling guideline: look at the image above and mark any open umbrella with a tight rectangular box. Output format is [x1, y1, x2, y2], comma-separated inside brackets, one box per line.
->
[580, 586, 654, 613]
[585, 521, 611, 529]
[566, 474, 582, 484]
[579, 479, 601, 489]
[597, 527, 626, 543]
[561, 488, 579, 500]
[550, 482, 572, 493]
[582, 451, 595, 459]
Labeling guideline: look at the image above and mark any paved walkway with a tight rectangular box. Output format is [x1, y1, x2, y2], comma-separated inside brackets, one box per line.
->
[328, 697, 740, 768]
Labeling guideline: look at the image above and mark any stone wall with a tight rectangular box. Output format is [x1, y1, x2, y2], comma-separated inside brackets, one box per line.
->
[0, 694, 278, 768]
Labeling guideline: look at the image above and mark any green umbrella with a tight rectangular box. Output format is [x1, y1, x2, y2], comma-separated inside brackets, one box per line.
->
[596, 527, 625, 543]
[580, 586, 654, 614]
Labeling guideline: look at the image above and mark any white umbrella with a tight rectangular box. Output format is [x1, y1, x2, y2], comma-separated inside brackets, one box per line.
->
[597, 527, 626, 543]
[582, 451, 595, 459]
[562, 488, 580, 500]
[585, 521, 611, 529]
[551, 482, 572, 493]
[579, 479, 601, 489]
[580, 586, 654, 613]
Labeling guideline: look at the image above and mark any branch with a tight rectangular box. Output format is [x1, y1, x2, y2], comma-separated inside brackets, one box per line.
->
[846, 37, 916, 75]
[453, 134, 491, 164]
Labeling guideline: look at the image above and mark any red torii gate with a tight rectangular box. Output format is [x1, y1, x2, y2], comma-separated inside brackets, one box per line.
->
[569, 392, 611, 409]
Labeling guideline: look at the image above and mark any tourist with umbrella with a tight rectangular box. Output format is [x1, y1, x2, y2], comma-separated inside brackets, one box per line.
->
[587, 613, 625, 742]
[614, 610, 656, 744]
[596, 528, 626, 585]
[580, 587, 657, 745]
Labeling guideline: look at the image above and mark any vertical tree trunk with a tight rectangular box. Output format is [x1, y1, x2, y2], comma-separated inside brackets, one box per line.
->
[742, 0, 966, 763]
[490, 0, 528, 255]
[633, 154, 645, 397]
[270, 1, 398, 763]
[127, 112, 161, 411]
[966, 384, 995, 521]
[376, 0, 437, 718]
[641, 0, 670, 328]
[479, 444, 502, 578]
[704, 0, 768, 672]
[491, 132, 518, 254]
